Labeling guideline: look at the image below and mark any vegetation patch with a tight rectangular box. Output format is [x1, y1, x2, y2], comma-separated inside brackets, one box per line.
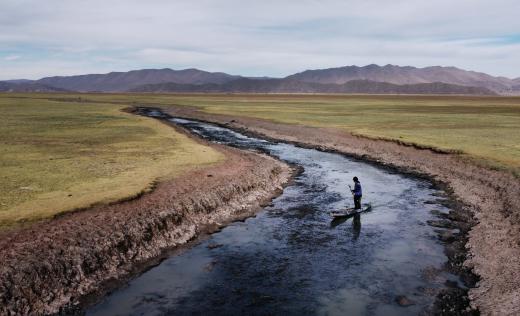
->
[0, 94, 223, 229]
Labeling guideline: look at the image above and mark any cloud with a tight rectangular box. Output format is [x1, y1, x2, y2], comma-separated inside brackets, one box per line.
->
[4, 55, 20, 61]
[1, 0, 520, 79]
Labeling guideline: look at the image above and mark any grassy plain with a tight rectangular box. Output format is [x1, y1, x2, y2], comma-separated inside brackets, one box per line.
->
[178, 94, 520, 172]
[55, 93, 519, 175]
[3, 92, 519, 228]
[0, 94, 223, 228]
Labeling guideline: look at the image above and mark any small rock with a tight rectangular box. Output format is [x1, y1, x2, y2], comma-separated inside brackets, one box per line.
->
[207, 243, 223, 249]
[422, 266, 442, 282]
[395, 295, 415, 307]
[430, 209, 448, 217]
[427, 219, 454, 229]
[445, 280, 460, 288]
[204, 260, 218, 272]
[439, 230, 456, 242]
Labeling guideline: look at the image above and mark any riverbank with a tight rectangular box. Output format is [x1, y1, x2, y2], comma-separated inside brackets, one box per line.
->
[0, 118, 293, 315]
[162, 105, 520, 316]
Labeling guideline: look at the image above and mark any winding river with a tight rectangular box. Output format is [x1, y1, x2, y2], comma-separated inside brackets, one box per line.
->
[87, 111, 462, 315]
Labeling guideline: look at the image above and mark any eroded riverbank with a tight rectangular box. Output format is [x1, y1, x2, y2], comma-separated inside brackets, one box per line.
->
[87, 109, 475, 315]
[161, 105, 520, 316]
[0, 118, 292, 315]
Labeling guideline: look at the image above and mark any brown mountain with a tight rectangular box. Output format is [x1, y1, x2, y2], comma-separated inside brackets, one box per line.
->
[130, 78, 496, 95]
[37, 68, 240, 92]
[4, 65, 517, 94]
[0, 81, 68, 93]
[286, 64, 516, 94]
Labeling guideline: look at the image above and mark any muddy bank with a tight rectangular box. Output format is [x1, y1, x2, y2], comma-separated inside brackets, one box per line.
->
[163, 106, 520, 316]
[0, 120, 292, 315]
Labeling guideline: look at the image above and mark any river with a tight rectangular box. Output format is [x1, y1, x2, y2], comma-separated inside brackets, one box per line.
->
[87, 111, 462, 315]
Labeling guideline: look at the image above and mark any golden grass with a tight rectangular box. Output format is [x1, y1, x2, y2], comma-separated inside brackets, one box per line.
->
[55, 93, 520, 175]
[6, 92, 520, 176]
[0, 95, 223, 229]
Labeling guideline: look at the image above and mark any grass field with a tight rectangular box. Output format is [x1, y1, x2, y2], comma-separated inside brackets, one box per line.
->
[172, 94, 520, 173]
[3, 93, 519, 228]
[0, 94, 223, 229]
[48, 93, 519, 175]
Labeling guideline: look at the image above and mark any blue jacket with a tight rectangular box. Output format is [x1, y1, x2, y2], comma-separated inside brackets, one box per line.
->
[352, 182, 362, 197]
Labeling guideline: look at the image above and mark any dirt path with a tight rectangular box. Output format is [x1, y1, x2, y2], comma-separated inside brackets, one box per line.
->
[0, 118, 293, 315]
[163, 105, 520, 316]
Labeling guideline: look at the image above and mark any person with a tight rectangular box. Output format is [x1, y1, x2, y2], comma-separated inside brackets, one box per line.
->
[351, 176, 362, 209]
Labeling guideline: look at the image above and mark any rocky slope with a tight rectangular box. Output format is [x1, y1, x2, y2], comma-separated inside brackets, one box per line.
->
[0, 120, 292, 315]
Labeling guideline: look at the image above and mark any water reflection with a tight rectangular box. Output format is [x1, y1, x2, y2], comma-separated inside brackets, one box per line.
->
[352, 214, 361, 241]
[329, 213, 362, 240]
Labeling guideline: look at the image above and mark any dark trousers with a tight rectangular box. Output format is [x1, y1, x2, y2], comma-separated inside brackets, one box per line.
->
[354, 195, 362, 209]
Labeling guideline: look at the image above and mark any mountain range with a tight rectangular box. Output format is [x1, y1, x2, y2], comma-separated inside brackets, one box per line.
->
[2, 64, 520, 95]
[130, 78, 496, 95]
[36, 68, 239, 92]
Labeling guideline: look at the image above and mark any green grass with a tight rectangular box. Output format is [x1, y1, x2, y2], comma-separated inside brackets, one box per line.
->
[0, 94, 223, 229]
[55, 93, 519, 174]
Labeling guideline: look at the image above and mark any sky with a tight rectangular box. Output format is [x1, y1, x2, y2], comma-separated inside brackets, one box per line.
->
[1, 0, 520, 80]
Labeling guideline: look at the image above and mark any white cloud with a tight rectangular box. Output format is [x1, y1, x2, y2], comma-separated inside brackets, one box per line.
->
[1, 0, 520, 79]
[4, 55, 20, 61]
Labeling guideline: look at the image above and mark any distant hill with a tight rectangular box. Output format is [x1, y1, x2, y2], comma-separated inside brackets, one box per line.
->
[37, 68, 240, 92]
[130, 78, 496, 95]
[286, 64, 517, 94]
[0, 81, 68, 93]
[2, 65, 518, 95]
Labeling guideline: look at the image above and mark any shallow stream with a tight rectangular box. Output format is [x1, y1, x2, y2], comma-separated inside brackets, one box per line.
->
[87, 111, 461, 315]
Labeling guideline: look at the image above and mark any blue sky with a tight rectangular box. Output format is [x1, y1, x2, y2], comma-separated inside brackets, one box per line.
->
[1, 0, 520, 80]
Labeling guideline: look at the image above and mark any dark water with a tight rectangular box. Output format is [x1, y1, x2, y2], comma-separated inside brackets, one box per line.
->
[87, 112, 461, 316]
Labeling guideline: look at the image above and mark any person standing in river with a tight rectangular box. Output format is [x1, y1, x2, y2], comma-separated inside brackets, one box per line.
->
[351, 177, 362, 209]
